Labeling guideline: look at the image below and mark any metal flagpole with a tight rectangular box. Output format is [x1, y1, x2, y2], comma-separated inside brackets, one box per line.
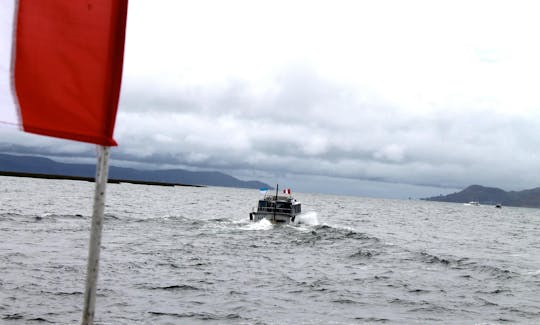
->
[82, 145, 111, 325]
[273, 184, 278, 222]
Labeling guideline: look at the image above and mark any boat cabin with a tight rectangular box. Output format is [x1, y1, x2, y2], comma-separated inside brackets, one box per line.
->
[250, 194, 301, 224]
[257, 196, 301, 214]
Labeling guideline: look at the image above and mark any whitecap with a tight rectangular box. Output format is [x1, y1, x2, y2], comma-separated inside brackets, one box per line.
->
[294, 211, 319, 226]
[241, 219, 273, 231]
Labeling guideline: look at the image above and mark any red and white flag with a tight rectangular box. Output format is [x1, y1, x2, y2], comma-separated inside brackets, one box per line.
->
[283, 188, 291, 195]
[0, 0, 128, 146]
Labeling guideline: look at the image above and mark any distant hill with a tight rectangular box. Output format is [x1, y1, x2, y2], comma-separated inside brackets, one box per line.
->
[423, 184, 540, 208]
[0, 153, 270, 190]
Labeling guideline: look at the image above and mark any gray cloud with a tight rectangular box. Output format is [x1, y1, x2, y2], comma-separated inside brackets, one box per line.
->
[3, 1, 540, 198]
[103, 65, 540, 193]
[3, 62, 540, 197]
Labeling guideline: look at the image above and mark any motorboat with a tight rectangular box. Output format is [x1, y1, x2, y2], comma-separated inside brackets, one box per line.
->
[464, 201, 480, 206]
[249, 186, 301, 224]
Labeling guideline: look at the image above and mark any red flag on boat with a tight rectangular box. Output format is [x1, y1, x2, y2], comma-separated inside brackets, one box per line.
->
[0, 0, 128, 146]
[283, 188, 291, 195]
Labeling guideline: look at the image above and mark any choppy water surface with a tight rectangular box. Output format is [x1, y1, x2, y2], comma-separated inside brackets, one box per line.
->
[1, 176, 539, 324]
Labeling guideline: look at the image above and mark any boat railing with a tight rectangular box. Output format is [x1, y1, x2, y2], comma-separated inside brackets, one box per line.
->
[264, 194, 292, 201]
[257, 206, 293, 214]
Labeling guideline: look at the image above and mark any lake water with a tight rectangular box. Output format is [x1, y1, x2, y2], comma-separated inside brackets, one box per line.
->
[1, 176, 539, 324]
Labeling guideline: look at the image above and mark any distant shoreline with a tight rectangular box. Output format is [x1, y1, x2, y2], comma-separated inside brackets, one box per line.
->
[0, 171, 204, 188]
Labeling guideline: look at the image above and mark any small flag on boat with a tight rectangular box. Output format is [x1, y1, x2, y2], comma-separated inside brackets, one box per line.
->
[283, 188, 291, 195]
[0, 0, 128, 146]
[259, 187, 269, 195]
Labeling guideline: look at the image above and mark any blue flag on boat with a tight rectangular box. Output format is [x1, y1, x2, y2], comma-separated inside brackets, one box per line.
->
[259, 187, 269, 195]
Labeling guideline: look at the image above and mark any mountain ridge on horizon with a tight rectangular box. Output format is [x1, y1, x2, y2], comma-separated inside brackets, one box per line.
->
[0, 153, 270, 190]
[424, 184, 540, 208]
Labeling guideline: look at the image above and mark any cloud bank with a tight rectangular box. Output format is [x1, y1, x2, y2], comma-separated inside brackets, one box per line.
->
[2, 0, 540, 197]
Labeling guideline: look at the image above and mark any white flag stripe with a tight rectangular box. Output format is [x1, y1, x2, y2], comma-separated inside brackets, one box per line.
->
[0, 0, 20, 127]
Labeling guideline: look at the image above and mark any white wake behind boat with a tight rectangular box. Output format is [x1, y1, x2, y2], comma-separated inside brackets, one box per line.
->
[249, 186, 301, 224]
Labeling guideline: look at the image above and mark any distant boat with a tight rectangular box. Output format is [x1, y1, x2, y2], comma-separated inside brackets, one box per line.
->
[249, 185, 301, 224]
[464, 201, 480, 206]
[495, 204, 502, 208]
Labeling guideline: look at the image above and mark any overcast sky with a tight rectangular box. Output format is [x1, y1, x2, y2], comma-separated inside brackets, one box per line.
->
[2, 0, 540, 198]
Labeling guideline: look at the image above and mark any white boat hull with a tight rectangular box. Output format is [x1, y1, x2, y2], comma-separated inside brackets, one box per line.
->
[249, 211, 295, 224]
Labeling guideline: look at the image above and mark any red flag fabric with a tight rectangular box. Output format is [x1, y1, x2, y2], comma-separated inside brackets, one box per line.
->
[5, 0, 128, 146]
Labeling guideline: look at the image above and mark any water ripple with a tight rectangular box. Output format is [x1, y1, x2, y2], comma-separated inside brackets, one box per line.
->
[1, 179, 538, 324]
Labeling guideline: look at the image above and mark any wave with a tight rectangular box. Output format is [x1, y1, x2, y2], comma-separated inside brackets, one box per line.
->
[1, 313, 54, 324]
[477, 297, 498, 306]
[148, 284, 201, 291]
[2, 313, 23, 320]
[293, 277, 336, 294]
[389, 297, 418, 306]
[208, 217, 230, 223]
[27, 317, 55, 323]
[1, 314, 54, 324]
[294, 211, 319, 225]
[148, 311, 242, 321]
[354, 317, 390, 323]
[332, 298, 365, 305]
[475, 288, 511, 295]
[418, 251, 518, 279]
[473, 264, 518, 280]
[0, 213, 23, 221]
[57, 291, 83, 296]
[419, 251, 461, 266]
[292, 230, 383, 250]
[0, 213, 88, 222]
[294, 223, 382, 244]
[241, 219, 273, 231]
[349, 249, 378, 259]
[134, 214, 208, 228]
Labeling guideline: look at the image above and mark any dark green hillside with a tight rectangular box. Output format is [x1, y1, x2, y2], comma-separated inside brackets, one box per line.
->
[0, 153, 270, 190]
[424, 184, 540, 208]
